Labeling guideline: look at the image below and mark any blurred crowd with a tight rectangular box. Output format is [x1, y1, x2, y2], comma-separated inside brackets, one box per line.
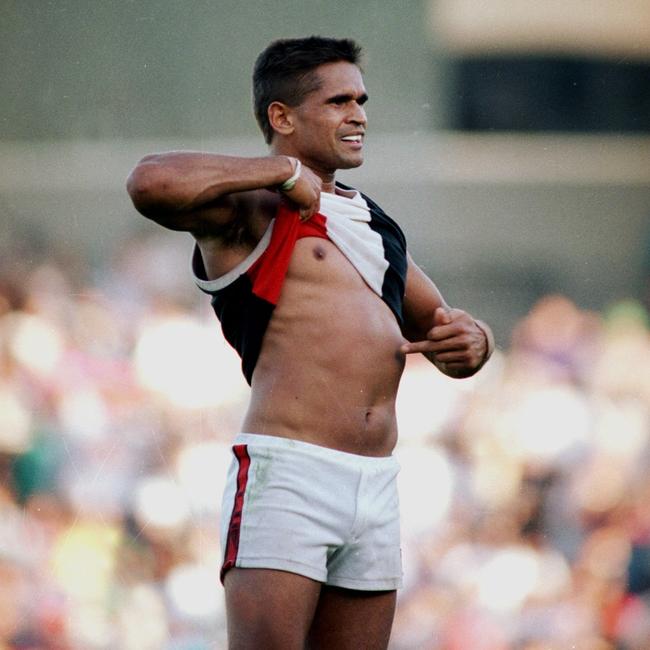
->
[1, 229, 649, 649]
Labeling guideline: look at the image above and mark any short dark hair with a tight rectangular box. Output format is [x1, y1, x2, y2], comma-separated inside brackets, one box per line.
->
[253, 36, 363, 144]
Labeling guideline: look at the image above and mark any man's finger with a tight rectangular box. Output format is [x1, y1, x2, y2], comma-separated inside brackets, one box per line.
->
[401, 340, 435, 354]
[426, 323, 462, 341]
[435, 350, 471, 364]
[401, 338, 466, 355]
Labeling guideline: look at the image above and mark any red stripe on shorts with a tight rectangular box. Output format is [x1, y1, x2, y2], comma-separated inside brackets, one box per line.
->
[220, 444, 251, 583]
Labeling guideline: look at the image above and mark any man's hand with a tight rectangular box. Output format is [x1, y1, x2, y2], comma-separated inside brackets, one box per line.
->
[400, 307, 492, 378]
[280, 163, 322, 221]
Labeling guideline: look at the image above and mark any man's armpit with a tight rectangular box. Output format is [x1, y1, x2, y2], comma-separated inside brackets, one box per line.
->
[194, 217, 258, 248]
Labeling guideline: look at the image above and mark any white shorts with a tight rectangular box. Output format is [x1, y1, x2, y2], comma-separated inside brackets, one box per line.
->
[220, 433, 402, 591]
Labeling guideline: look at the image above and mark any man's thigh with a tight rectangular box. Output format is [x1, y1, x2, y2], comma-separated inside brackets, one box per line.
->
[307, 585, 397, 650]
[224, 568, 322, 650]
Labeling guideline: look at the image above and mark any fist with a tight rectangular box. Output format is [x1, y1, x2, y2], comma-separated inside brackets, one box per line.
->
[281, 163, 322, 221]
[401, 307, 490, 377]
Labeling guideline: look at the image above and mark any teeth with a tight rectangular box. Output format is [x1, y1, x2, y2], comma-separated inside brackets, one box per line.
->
[342, 135, 362, 142]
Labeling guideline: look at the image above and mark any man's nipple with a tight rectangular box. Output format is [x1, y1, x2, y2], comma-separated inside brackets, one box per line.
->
[312, 244, 327, 260]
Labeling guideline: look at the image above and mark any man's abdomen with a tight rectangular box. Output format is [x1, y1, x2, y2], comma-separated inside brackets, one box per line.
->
[241, 238, 406, 457]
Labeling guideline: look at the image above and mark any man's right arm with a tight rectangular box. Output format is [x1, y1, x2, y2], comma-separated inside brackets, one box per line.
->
[126, 152, 320, 234]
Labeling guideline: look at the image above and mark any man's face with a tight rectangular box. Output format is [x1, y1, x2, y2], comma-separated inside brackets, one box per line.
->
[289, 61, 368, 174]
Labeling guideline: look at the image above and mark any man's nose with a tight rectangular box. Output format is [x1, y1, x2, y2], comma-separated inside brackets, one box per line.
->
[349, 102, 367, 126]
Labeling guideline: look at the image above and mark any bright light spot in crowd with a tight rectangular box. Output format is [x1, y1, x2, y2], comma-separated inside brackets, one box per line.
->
[397, 357, 472, 442]
[51, 521, 121, 602]
[133, 475, 191, 531]
[57, 386, 109, 442]
[0, 386, 32, 453]
[165, 562, 224, 622]
[471, 444, 522, 508]
[476, 546, 540, 614]
[593, 397, 649, 458]
[116, 584, 169, 650]
[66, 601, 114, 650]
[7, 312, 65, 378]
[437, 542, 482, 592]
[134, 314, 247, 409]
[176, 441, 232, 516]
[532, 549, 572, 600]
[510, 385, 590, 463]
[65, 459, 130, 519]
[396, 444, 454, 536]
[573, 457, 629, 515]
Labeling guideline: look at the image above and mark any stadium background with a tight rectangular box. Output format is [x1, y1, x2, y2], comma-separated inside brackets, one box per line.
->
[1, 1, 650, 647]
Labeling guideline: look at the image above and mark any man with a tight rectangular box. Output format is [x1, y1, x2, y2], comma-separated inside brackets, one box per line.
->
[127, 36, 493, 650]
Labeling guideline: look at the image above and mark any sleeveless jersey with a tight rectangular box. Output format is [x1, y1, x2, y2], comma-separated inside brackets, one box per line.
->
[192, 185, 408, 385]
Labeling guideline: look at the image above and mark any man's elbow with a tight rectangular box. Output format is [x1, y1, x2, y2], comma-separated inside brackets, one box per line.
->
[125, 155, 165, 216]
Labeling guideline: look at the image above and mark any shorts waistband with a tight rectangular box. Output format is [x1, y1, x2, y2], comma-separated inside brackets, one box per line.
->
[233, 433, 399, 470]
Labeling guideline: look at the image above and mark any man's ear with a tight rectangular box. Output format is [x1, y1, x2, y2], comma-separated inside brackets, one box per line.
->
[268, 101, 295, 138]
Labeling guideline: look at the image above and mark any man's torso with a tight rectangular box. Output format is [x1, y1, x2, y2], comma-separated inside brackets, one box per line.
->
[196, 188, 407, 456]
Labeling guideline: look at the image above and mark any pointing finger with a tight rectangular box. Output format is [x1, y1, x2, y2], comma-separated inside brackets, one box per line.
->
[400, 341, 431, 354]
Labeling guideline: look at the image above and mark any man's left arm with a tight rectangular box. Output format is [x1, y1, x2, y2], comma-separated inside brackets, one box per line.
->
[400, 253, 495, 378]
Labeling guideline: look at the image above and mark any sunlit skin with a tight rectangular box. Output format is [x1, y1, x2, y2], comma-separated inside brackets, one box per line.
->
[126, 58, 493, 650]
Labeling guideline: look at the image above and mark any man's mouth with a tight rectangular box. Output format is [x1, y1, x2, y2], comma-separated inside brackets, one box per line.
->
[341, 135, 363, 143]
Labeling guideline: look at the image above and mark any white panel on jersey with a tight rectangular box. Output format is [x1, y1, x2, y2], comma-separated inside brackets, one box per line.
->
[319, 190, 388, 298]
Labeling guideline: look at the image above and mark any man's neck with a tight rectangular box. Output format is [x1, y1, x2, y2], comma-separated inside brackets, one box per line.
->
[320, 176, 337, 194]
[270, 147, 337, 194]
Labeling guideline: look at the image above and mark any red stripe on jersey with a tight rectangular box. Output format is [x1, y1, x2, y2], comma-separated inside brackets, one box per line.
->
[247, 204, 328, 305]
[220, 444, 251, 583]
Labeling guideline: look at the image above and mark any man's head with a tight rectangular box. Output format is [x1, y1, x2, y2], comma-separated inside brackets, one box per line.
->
[253, 36, 363, 145]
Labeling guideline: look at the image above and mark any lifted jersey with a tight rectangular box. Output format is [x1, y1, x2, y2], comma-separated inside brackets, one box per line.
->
[192, 185, 408, 384]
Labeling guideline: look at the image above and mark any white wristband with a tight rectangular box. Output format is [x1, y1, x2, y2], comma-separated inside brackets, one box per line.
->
[279, 158, 301, 192]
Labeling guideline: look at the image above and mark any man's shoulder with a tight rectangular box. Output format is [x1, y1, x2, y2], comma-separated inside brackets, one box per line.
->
[336, 182, 407, 248]
[336, 181, 392, 216]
